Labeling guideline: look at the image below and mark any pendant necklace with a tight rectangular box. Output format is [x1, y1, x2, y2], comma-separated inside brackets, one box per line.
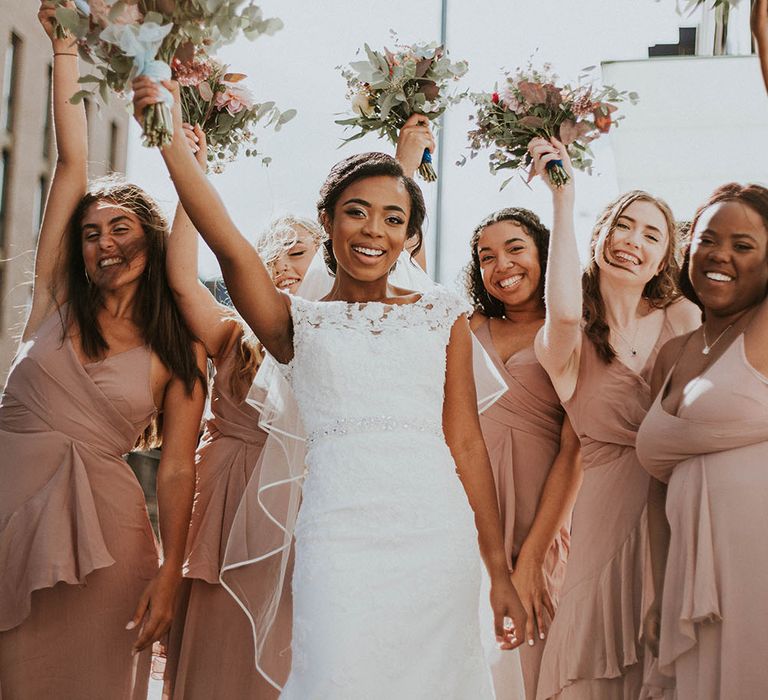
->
[701, 323, 734, 355]
[613, 324, 640, 357]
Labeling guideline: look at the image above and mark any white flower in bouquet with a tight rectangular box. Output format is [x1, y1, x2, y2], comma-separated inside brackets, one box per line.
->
[351, 91, 374, 117]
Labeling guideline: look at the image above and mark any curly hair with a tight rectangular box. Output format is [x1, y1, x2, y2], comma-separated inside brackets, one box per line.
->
[583, 190, 682, 363]
[679, 182, 768, 311]
[316, 152, 425, 275]
[463, 207, 551, 318]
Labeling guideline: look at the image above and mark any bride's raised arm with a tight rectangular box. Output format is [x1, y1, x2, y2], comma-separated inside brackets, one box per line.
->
[133, 77, 293, 362]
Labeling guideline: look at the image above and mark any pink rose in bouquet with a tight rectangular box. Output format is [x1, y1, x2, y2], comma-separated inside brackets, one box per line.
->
[88, 0, 142, 27]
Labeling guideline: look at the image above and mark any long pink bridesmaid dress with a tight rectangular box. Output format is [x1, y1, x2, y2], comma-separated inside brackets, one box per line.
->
[162, 337, 289, 699]
[636, 333, 768, 699]
[0, 308, 159, 699]
[536, 311, 676, 700]
[474, 319, 570, 700]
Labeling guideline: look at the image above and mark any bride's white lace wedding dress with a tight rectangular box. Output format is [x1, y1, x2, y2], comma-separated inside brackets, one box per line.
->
[277, 285, 494, 699]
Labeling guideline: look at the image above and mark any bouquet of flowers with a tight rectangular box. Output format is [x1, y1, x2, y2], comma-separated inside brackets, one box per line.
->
[175, 54, 295, 172]
[466, 63, 638, 188]
[52, 0, 284, 148]
[336, 36, 468, 181]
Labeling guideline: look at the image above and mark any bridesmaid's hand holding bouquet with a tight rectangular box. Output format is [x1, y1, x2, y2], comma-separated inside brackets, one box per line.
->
[466, 62, 636, 189]
[336, 35, 468, 182]
[50, 0, 284, 149]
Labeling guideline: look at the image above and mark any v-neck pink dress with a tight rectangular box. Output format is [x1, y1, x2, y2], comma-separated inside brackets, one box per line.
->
[537, 312, 676, 700]
[475, 319, 570, 700]
[0, 308, 159, 699]
[636, 334, 768, 699]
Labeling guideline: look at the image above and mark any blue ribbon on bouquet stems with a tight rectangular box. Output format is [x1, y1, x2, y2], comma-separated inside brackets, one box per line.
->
[418, 147, 437, 182]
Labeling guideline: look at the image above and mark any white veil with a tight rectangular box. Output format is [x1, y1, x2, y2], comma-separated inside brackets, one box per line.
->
[219, 250, 507, 690]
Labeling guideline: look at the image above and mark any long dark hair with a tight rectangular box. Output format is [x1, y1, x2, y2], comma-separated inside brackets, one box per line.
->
[463, 207, 551, 318]
[583, 190, 682, 363]
[316, 152, 426, 274]
[680, 182, 768, 311]
[54, 179, 206, 398]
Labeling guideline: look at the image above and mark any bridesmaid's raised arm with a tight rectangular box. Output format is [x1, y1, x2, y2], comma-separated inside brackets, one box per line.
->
[25, 2, 88, 339]
[528, 138, 583, 401]
[167, 124, 241, 361]
[132, 78, 293, 362]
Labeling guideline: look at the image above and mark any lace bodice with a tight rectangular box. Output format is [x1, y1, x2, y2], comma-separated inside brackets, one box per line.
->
[281, 287, 471, 443]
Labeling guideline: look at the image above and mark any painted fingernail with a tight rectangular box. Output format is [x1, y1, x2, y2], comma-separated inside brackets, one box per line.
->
[125, 621, 136, 630]
[540, 632, 546, 640]
[528, 639, 535, 646]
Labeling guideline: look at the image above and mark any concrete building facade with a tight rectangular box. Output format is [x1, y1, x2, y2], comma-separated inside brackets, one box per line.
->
[0, 0, 129, 384]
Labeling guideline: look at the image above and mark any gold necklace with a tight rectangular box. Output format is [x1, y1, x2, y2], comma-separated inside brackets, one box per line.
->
[701, 323, 734, 355]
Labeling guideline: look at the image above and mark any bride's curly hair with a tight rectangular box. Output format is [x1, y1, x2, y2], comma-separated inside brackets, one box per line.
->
[463, 207, 550, 318]
[316, 152, 425, 274]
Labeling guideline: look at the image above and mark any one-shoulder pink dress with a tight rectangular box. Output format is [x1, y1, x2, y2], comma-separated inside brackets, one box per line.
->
[162, 340, 285, 699]
[636, 334, 768, 699]
[537, 312, 676, 700]
[475, 319, 570, 700]
[0, 308, 159, 699]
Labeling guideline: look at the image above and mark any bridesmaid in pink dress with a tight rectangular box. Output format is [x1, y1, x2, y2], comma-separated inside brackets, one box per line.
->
[0, 7, 206, 698]
[465, 207, 582, 700]
[639, 183, 768, 699]
[527, 139, 700, 699]
[159, 127, 324, 699]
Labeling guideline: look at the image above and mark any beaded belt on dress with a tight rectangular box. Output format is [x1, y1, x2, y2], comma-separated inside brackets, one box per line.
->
[305, 416, 443, 448]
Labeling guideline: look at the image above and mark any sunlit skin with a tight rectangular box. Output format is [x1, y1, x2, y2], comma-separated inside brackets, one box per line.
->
[269, 228, 319, 294]
[323, 175, 412, 300]
[478, 222, 544, 318]
[689, 200, 768, 324]
[81, 200, 148, 293]
[595, 199, 669, 288]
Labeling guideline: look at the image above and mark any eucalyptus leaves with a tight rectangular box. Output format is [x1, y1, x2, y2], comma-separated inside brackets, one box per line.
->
[53, 0, 288, 150]
[336, 37, 468, 181]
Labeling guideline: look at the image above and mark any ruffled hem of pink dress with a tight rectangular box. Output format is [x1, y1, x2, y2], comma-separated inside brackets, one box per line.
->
[0, 441, 115, 631]
[537, 524, 644, 699]
[658, 458, 721, 675]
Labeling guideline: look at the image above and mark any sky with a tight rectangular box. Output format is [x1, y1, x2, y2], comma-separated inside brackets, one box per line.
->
[125, 0, 751, 289]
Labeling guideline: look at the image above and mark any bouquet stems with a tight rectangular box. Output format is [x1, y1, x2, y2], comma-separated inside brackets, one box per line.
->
[545, 159, 569, 188]
[418, 147, 437, 182]
[142, 102, 173, 148]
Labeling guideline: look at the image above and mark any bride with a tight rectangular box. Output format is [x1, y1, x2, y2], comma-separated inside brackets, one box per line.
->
[134, 78, 526, 698]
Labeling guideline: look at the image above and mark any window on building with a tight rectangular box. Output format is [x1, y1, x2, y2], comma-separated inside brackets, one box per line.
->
[109, 121, 120, 172]
[0, 149, 10, 249]
[43, 63, 52, 159]
[3, 34, 21, 132]
[648, 27, 697, 57]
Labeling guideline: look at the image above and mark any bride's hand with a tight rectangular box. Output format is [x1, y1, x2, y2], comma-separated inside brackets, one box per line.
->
[131, 76, 183, 133]
[490, 574, 527, 650]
